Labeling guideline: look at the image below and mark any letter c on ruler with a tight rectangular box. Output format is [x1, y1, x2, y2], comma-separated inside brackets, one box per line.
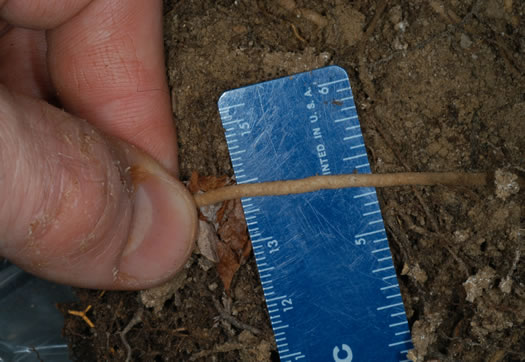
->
[333, 344, 353, 362]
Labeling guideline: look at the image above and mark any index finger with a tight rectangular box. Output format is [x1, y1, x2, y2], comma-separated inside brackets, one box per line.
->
[47, 0, 178, 173]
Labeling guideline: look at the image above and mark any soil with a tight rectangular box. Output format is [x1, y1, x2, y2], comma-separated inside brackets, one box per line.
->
[59, 1, 525, 361]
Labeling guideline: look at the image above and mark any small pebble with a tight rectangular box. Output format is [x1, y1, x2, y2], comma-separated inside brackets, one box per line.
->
[460, 33, 473, 49]
[208, 282, 218, 291]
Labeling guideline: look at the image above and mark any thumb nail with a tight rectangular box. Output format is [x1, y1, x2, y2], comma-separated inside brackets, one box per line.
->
[116, 147, 198, 288]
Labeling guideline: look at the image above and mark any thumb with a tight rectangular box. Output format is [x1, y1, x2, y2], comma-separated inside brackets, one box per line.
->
[0, 86, 197, 290]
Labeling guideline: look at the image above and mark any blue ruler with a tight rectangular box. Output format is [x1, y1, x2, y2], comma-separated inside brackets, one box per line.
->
[218, 66, 413, 361]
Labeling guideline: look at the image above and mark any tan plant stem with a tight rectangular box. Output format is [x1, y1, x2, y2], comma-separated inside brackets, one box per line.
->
[194, 172, 489, 207]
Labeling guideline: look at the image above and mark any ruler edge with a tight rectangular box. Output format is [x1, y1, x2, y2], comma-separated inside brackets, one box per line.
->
[218, 65, 348, 109]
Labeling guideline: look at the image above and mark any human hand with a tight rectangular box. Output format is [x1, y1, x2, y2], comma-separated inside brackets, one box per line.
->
[0, 0, 197, 290]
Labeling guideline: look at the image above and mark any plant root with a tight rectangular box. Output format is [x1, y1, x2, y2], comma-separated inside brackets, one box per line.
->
[194, 172, 489, 207]
[212, 297, 262, 336]
[119, 307, 144, 362]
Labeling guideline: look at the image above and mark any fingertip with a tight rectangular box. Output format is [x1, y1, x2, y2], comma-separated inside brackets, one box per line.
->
[113, 147, 198, 289]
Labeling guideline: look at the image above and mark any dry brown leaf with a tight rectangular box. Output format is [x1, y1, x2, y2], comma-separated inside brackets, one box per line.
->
[188, 171, 229, 193]
[216, 240, 240, 294]
[187, 172, 251, 293]
[216, 198, 252, 292]
[218, 199, 251, 264]
[196, 220, 219, 263]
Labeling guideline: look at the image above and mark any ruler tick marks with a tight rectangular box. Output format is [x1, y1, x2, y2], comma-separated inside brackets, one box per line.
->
[259, 266, 275, 272]
[219, 103, 245, 111]
[355, 229, 384, 238]
[343, 153, 367, 161]
[341, 106, 356, 111]
[280, 352, 301, 358]
[388, 340, 412, 347]
[356, 163, 370, 169]
[337, 96, 354, 102]
[391, 312, 406, 317]
[381, 284, 400, 291]
[364, 210, 381, 216]
[378, 256, 392, 262]
[335, 115, 359, 123]
[389, 321, 408, 327]
[238, 177, 258, 184]
[230, 149, 246, 155]
[354, 191, 376, 199]
[244, 208, 260, 214]
[343, 134, 362, 140]
[223, 119, 243, 126]
[373, 265, 395, 273]
[369, 219, 383, 225]
[387, 293, 402, 299]
[365, 200, 379, 206]
[374, 237, 388, 243]
[252, 236, 273, 243]
[350, 143, 365, 149]
[266, 295, 287, 302]
[317, 78, 347, 87]
[395, 330, 411, 336]
[377, 302, 404, 311]
[383, 274, 398, 281]
[372, 247, 391, 253]
[346, 125, 360, 130]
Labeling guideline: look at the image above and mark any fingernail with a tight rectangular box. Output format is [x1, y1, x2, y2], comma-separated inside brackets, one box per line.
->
[118, 162, 197, 287]
[122, 182, 153, 257]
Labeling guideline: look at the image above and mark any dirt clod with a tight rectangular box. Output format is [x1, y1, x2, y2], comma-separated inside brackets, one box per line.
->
[494, 169, 520, 200]
[463, 266, 497, 303]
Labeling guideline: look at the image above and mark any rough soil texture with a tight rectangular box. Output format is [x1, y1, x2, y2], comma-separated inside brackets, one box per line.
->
[61, 1, 524, 361]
